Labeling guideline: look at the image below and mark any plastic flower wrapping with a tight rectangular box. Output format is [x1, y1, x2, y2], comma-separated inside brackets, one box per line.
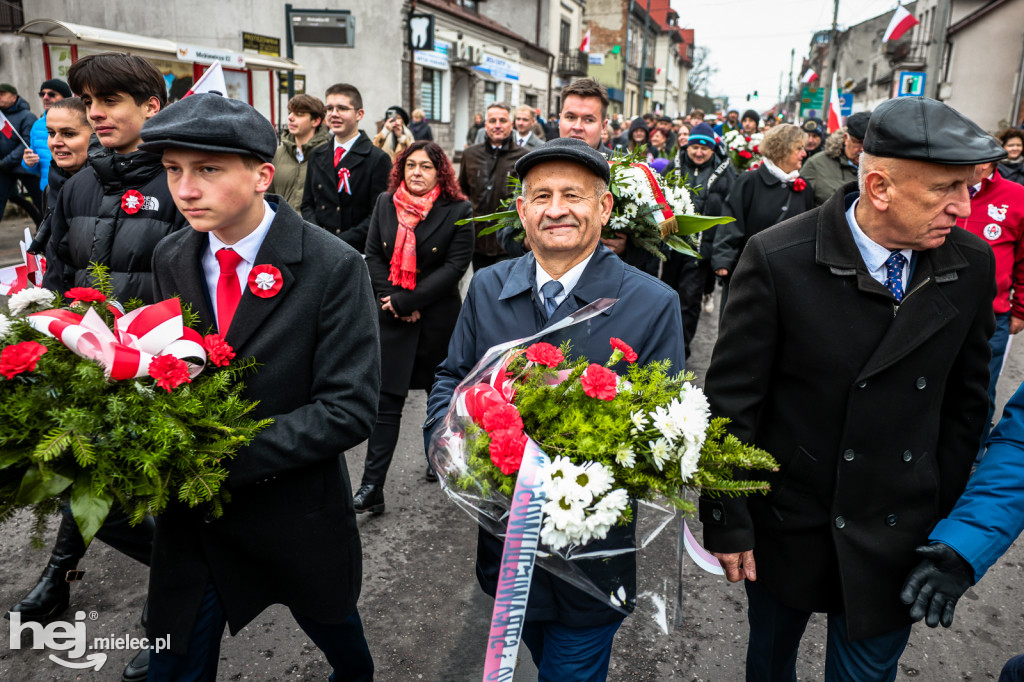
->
[458, 146, 734, 262]
[427, 304, 777, 638]
[0, 265, 270, 545]
[724, 129, 764, 171]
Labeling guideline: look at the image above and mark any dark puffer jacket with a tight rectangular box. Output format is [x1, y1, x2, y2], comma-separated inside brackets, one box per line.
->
[42, 147, 187, 302]
[0, 97, 36, 171]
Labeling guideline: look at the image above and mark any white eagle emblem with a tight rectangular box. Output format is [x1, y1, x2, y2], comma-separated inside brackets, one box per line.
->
[983, 223, 1002, 241]
[988, 204, 1008, 222]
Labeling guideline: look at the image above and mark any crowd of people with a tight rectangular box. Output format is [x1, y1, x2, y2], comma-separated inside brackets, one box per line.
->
[5, 50, 1024, 681]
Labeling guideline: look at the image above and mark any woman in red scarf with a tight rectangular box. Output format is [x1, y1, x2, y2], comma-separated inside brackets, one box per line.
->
[355, 140, 473, 513]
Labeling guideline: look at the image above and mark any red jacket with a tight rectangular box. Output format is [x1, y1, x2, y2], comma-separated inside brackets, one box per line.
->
[958, 170, 1024, 318]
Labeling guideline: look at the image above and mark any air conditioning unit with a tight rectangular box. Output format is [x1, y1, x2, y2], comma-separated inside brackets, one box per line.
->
[450, 41, 482, 67]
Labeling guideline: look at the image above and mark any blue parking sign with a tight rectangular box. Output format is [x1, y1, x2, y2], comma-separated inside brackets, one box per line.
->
[897, 71, 927, 97]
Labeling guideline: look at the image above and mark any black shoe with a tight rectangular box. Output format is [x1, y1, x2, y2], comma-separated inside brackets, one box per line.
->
[352, 485, 385, 514]
[425, 466, 438, 483]
[8, 514, 87, 622]
[121, 648, 149, 682]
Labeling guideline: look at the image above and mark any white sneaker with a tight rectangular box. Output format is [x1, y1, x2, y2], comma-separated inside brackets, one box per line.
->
[703, 294, 715, 313]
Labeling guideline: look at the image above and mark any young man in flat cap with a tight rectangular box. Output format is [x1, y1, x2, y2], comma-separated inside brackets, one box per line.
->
[139, 93, 379, 680]
[700, 96, 1004, 680]
[426, 137, 684, 680]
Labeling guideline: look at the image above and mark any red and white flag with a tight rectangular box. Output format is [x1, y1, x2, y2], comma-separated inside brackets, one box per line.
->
[579, 29, 591, 53]
[827, 73, 842, 134]
[184, 62, 227, 98]
[801, 68, 818, 84]
[883, 5, 919, 43]
[0, 110, 13, 139]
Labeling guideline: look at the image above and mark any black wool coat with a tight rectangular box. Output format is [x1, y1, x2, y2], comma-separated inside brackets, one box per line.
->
[711, 163, 815, 273]
[146, 198, 381, 655]
[699, 184, 996, 640]
[364, 192, 474, 394]
[301, 131, 392, 252]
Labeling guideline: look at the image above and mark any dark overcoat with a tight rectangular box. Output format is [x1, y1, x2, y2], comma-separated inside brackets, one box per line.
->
[301, 131, 392, 252]
[426, 246, 685, 628]
[146, 198, 381, 655]
[699, 183, 996, 640]
[364, 191, 474, 394]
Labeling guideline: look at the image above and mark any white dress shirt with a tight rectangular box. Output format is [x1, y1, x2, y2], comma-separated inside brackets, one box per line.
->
[202, 200, 276, 327]
[516, 132, 532, 147]
[845, 198, 912, 291]
[535, 252, 595, 310]
[333, 132, 359, 161]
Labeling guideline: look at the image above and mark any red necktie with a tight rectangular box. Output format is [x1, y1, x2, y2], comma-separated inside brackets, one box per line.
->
[334, 146, 344, 166]
[215, 249, 244, 335]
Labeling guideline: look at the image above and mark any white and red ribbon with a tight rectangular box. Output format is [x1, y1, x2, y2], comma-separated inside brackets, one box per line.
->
[337, 166, 351, 194]
[27, 298, 206, 381]
[0, 228, 46, 295]
[631, 162, 675, 226]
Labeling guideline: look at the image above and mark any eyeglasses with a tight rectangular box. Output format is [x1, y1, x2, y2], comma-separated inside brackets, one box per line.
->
[324, 105, 356, 113]
[39, 90, 61, 98]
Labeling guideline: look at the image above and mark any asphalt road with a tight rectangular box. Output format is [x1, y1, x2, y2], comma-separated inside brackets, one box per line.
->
[2, 261, 1023, 681]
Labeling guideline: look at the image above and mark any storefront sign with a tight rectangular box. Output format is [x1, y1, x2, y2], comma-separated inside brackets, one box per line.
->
[589, 53, 605, 65]
[242, 32, 281, 57]
[475, 53, 519, 82]
[176, 44, 245, 68]
[414, 38, 449, 70]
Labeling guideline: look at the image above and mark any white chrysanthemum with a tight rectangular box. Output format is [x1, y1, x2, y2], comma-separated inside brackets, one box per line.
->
[577, 461, 614, 497]
[679, 442, 701, 482]
[0, 313, 11, 339]
[542, 494, 587, 530]
[615, 445, 636, 468]
[649, 438, 672, 471]
[650, 403, 682, 442]
[540, 520, 573, 550]
[673, 384, 711, 445]
[630, 411, 649, 431]
[8, 287, 55, 315]
[595, 488, 629, 515]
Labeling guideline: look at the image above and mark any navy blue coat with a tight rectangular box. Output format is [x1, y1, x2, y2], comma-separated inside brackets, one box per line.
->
[426, 244, 685, 627]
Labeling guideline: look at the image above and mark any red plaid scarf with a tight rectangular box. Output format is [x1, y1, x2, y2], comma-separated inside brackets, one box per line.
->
[389, 182, 441, 290]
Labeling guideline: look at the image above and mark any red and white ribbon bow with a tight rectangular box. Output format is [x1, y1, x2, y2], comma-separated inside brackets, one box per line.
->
[337, 166, 352, 194]
[27, 298, 206, 381]
[631, 162, 675, 226]
[0, 228, 46, 295]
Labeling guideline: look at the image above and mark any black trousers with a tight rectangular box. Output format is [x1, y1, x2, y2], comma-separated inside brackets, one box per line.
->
[58, 504, 155, 566]
[361, 390, 427, 487]
[675, 258, 711, 360]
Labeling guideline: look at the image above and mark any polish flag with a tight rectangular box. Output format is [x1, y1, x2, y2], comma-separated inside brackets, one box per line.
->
[827, 73, 842, 134]
[184, 62, 227, 98]
[579, 29, 591, 53]
[883, 6, 919, 43]
[0, 110, 14, 139]
[801, 68, 818, 84]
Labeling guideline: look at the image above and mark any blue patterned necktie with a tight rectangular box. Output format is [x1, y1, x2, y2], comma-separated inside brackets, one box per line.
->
[540, 280, 563, 319]
[884, 251, 907, 302]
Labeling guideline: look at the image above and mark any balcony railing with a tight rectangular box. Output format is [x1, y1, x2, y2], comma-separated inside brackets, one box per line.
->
[557, 51, 589, 78]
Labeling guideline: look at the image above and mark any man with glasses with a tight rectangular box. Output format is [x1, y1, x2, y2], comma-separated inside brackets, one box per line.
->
[302, 83, 391, 252]
[21, 79, 72, 193]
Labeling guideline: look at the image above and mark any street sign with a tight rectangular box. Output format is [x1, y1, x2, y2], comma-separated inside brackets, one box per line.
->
[242, 31, 280, 57]
[409, 14, 435, 52]
[291, 10, 355, 48]
[896, 71, 926, 97]
[800, 91, 851, 118]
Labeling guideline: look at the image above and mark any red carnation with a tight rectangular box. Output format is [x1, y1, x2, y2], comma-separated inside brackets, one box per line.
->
[203, 334, 236, 367]
[482, 403, 524, 434]
[738, 150, 753, 160]
[65, 287, 106, 304]
[744, 135, 751, 142]
[0, 341, 47, 379]
[580, 363, 618, 401]
[463, 384, 507, 427]
[526, 342, 564, 368]
[489, 428, 527, 475]
[148, 354, 192, 392]
[752, 144, 760, 154]
[609, 337, 638, 363]
[792, 177, 807, 192]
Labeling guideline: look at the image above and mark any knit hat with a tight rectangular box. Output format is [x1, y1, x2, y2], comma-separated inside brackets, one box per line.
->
[40, 79, 72, 98]
[742, 109, 760, 125]
[687, 122, 716, 147]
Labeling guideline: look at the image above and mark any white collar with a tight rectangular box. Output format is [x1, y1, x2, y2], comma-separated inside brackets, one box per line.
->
[207, 200, 275, 263]
[333, 132, 359, 154]
[535, 251, 595, 305]
[845, 198, 912, 284]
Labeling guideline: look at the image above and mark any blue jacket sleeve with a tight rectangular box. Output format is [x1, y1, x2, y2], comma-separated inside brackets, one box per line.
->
[929, 379, 1024, 581]
[20, 116, 49, 187]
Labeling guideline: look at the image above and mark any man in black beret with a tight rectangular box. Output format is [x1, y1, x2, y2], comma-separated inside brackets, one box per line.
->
[140, 93, 379, 681]
[802, 117, 825, 156]
[427, 136, 683, 681]
[701, 96, 1004, 680]
[800, 110, 872, 206]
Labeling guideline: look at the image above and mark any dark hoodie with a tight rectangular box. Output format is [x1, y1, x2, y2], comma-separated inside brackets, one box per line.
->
[614, 118, 649, 153]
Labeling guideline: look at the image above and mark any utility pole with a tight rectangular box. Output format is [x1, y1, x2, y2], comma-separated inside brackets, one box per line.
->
[787, 47, 795, 120]
[821, 0, 840, 122]
[926, 0, 952, 99]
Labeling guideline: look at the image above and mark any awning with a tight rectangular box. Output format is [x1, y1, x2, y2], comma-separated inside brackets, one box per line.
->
[18, 19, 302, 72]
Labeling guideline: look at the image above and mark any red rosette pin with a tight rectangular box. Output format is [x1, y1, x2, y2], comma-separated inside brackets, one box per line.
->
[121, 189, 145, 214]
[792, 178, 807, 192]
[248, 265, 283, 298]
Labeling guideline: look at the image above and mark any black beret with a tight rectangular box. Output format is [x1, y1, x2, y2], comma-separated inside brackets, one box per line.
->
[863, 97, 1006, 165]
[385, 105, 410, 126]
[40, 79, 72, 98]
[845, 111, 870, 140]
[139, 93, 277, 163]
[515, 137, 611, 184]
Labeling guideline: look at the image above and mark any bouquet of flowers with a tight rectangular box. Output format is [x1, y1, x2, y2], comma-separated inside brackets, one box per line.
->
[459, 146, 734, 261]
[724, 129, 764, 171]
[0, 266, 269, 544]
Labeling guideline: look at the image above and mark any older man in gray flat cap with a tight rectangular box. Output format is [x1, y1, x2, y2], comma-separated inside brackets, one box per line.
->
[699, 96, 1006, 681]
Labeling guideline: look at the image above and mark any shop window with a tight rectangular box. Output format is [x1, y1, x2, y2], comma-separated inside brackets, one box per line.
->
[422, 67, 443, 121]
[484, 81, 498, 109]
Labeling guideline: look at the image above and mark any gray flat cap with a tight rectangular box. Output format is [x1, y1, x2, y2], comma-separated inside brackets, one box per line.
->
[863, 97, 1006, 165]
[514, 137, 611, 184]
[139, 93, 277, 163]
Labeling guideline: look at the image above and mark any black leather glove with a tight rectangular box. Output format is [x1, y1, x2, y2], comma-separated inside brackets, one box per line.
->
[899, 543, 975, 628]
